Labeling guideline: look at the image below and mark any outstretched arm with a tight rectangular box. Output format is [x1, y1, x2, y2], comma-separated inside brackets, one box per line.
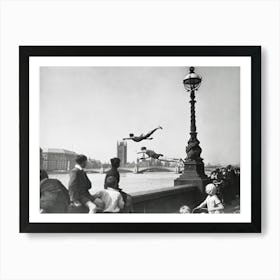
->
[139, 156, 150, 160]
[194, 199, 207, 209]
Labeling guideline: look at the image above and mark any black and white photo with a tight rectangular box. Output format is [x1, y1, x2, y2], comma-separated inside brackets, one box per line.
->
[20, 46, 261, 232]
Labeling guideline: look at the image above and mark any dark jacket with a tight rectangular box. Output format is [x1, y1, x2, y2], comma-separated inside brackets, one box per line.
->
[68, 168, 92, 203]
[104, 167, 130, 204]
[104, 168, 120, 189]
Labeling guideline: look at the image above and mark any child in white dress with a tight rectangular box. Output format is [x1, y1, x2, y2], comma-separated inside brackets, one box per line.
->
[194, 183, 224, 214]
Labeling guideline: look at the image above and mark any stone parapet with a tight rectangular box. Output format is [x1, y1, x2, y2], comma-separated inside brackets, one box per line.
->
[131, 184, 202, 213]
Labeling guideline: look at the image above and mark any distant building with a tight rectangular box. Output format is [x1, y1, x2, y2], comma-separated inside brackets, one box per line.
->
[87, 158, 102, 169]
[117, 141, 127, 166]
[42, 148, 77, 171]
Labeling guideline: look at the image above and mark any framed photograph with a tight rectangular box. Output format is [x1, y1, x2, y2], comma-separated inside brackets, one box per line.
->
[20, 46, 261, 233]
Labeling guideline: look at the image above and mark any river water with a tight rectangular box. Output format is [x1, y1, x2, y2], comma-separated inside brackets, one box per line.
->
[49, 172, 181, 195]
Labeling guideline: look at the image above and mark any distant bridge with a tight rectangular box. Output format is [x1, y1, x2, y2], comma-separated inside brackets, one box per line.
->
[86, 166, 181, 174]
[134, 166, 179, 174]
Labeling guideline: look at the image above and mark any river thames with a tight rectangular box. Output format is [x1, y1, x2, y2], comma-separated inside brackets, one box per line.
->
[49, 172, 182, 195]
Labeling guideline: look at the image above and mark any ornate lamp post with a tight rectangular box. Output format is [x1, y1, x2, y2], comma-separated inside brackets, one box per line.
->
[174, 67, 209, 192]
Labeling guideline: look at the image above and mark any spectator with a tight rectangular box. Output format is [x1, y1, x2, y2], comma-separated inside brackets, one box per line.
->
[97, 176, 125, 213]
[104, 157, 133, 212]
[68, 154, 104, 213]
[40, 178, 70, 213]
[194, 183, 224, 214]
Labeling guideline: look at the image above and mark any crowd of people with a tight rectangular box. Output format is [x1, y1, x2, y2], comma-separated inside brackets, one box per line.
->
[40, 155, 132, 213]
[209, 165, 240, 206]
[180, 165, 240, 214]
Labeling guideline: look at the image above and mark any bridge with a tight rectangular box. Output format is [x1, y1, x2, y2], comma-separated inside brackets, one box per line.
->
[85, 165, 182, 174]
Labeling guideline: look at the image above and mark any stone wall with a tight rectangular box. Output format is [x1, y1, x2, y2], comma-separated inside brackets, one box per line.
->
[131, 184, 202, 213]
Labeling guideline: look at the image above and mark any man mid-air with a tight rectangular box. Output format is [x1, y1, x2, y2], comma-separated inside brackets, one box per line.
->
[138, 148, 184, 164]
[137, 147, 164, 160]
[123, 126, 162, 142]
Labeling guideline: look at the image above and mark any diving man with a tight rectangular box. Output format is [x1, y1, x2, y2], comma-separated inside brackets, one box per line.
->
[137, 147, 164, 160]
[123, 126, 162, 142]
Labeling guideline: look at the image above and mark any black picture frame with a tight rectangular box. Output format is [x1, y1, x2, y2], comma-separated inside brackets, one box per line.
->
[20, 46, 261, 233]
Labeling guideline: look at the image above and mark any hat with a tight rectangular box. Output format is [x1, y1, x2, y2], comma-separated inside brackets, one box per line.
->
[75, 154, 87, 164]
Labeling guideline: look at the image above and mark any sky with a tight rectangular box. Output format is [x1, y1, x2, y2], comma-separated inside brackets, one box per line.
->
[40, 66, 240, 165]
